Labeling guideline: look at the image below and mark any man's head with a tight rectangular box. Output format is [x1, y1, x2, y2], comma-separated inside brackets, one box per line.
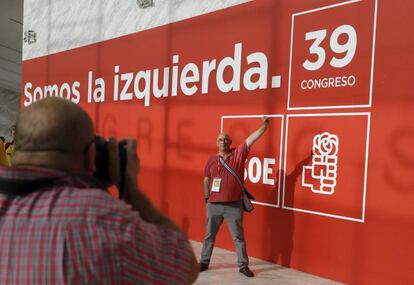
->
[12, 97, 96, 174]
[216, 132, 232, 153]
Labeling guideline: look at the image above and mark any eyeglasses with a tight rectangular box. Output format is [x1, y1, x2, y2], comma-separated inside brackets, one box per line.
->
[217, 138, 230, 143]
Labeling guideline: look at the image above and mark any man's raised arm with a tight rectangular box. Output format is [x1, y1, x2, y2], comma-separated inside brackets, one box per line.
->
[246, 117, 270, 148]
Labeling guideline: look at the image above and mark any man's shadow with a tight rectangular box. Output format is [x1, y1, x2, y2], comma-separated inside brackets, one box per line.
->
[259, 153, 312, 270]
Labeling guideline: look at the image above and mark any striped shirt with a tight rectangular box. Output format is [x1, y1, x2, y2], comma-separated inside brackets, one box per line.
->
[0, 166, 194, 284]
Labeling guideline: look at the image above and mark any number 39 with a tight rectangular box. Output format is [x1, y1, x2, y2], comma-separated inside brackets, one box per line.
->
[303, 24, 357, 71]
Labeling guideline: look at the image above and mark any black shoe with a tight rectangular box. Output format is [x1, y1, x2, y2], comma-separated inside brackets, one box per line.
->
[199, 263, 209, 272]
[239, 266, 254, 277]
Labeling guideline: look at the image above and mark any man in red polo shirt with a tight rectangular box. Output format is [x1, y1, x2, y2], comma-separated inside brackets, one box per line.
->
[200, 117, 270, 277]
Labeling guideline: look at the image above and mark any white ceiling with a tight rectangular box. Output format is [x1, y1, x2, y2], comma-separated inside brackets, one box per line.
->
[0, 0, 23, 93]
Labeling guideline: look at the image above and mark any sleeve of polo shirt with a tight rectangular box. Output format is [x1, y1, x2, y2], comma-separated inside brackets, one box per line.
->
[204, 156, 214, 178]
[234, 142, 250, 162]
[119, 210, 194, 285]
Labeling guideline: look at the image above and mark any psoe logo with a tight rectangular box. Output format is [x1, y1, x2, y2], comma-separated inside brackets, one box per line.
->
[302, 132, 339, 195]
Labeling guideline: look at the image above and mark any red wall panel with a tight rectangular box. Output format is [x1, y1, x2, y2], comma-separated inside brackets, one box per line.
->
[21, 1, 414, 284]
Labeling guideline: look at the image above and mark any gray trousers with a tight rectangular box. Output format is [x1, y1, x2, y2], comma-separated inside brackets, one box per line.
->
[200, 200, 249, 268]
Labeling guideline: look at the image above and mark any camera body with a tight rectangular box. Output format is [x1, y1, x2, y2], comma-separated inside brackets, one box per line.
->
[93, 136, 127, 198]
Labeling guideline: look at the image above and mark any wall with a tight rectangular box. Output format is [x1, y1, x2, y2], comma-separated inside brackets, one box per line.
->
[22, 0, 414, 284]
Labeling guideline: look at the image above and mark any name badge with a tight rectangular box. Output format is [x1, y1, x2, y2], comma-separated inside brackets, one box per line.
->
[211, 178, 221, 192]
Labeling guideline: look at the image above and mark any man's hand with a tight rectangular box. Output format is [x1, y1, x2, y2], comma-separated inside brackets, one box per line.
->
[262, 116, 270, 126]
[107, 137, 140, 196]
[203, 177, 210, 204]
[121, 138, 140, 187]
[107, 137, 121, 187]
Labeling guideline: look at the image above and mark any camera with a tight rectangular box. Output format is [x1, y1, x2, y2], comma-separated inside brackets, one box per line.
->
[93, 136, 127, 198]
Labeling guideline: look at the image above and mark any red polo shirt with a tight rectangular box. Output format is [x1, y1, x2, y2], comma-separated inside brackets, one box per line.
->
[204, 142, 250, 202]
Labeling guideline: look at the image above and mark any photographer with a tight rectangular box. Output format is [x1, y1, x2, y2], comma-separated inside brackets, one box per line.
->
[0, 97, 198, 284]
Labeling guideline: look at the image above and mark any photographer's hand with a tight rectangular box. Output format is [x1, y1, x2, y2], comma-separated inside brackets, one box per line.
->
[108, 137, 121, 186]
[122, 138, 139, 186]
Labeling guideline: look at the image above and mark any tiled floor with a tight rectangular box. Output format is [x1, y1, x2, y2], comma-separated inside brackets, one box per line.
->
[191, 241, 344, 285]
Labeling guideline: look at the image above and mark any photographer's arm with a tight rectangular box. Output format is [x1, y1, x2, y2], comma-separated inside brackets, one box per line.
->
[124, 181, 180, 230]
[118, 138, 182, 231]
[112, 138, 199, 284]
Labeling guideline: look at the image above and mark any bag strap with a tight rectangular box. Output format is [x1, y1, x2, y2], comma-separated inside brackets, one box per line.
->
[218, 156, 250, 197]
[218, 157, 243, 187]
